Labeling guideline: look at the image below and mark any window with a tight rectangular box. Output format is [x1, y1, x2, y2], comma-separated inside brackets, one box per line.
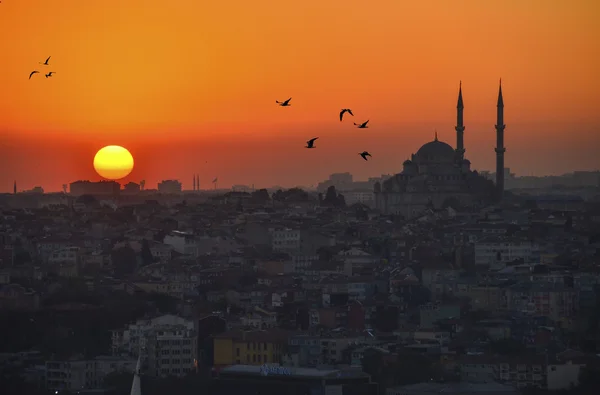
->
[252, 354, 256, 362]
[264, 355, 268, 362]
[263, 342, 268, 350]
[236, 348, 240, 357]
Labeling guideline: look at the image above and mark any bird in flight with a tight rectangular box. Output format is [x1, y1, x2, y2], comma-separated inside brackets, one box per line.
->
[340, 109, 354, 122]
[29, 71, 39, 80]
[276, 98, 292, 107]
[359, 151, 372, 161]
[305, 137, 318, 149]
[45, 72, 55, 78]
[39, 56, 51, 66]
[354, 120, 369, 128]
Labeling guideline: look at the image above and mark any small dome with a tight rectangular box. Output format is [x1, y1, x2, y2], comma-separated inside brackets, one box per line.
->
[403, 160, 413, 166]
[416, 139, 455, 161]
[461, 159, 471, 164]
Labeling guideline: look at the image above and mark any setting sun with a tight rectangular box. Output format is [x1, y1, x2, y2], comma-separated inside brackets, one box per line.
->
[93, 145, 134, 180]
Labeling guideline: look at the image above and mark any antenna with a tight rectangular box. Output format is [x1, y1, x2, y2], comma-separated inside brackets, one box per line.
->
[140, 180, 145, 191]
[62, 184, 68, 194]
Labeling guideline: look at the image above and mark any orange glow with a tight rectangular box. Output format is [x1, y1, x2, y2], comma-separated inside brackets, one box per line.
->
[93, 146, 134, 180]
[1, 0, 599, 191]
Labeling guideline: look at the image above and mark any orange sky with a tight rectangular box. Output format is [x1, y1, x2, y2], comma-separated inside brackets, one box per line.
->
[1, 0, 599, 192]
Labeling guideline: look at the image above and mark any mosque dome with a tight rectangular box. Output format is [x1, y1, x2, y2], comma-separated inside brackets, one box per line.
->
[403, 159, 413, 166]
[416, 139, 455, 159]
[415, 134, 456, 164]
[461, 159, 471, 165]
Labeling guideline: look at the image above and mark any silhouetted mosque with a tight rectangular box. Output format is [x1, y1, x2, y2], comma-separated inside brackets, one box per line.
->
[374, 81, 505, 217]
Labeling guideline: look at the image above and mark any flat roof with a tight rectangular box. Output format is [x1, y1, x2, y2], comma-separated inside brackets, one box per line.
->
[219, 364, 369, 380]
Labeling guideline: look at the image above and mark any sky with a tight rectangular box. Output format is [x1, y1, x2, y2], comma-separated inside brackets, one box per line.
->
[0, 0, 599, 192]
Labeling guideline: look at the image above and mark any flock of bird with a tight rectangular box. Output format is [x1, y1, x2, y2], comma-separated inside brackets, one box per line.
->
[276, 98, 372, 161]
[25, 57, 372, 162]
[29, 56, 55, 80]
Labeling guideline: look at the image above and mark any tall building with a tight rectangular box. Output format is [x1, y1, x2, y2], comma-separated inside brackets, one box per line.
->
[146, 324, 197, 378]
[111, 314, 197, 379]
[373, 81, 501, 217]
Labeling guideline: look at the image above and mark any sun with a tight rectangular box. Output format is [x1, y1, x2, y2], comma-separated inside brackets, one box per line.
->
[93, 145, 134, 180]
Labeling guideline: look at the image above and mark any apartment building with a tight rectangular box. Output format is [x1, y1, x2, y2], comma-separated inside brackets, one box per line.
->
[460, 354, 546, 390]
[460, 353, 587, 391]
[111, 314, 195, 358]
[506, 283, 578, 322]
[163, 231, 197, 256]
[45, 356, 136, 392]
[270, 227, 334, 255]
[146, 324, 198, 378]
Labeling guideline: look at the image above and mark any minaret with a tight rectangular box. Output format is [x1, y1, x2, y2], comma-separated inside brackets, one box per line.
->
[495, 79, 506, 199]
[196, 175, 200, 191]
[193, 175, 196, 191]
[13, 181, 16, 195]
[455, 81, 465, 161]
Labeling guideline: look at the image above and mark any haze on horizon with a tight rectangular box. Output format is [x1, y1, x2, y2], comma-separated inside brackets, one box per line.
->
[0, 0, 599, 193]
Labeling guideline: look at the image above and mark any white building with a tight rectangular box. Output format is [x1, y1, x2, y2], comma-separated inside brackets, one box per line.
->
[163, 231, 197, 256]
[271, 228, 301, 253]
[111, 314, 194, 358]
[343, 190, 375, 207]
[146, 324, 197, 378]
[45, 355, 137, 392]
[474, 236, 540, 267]
[337, 248, 377, 266]
[241, 309, 278, 329]
[547, 360, 584, 391]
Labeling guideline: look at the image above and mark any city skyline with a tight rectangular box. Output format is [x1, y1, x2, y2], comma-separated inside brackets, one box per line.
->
[1, 0, 599, 192]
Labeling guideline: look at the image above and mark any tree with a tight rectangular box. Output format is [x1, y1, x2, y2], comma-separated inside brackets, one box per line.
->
[77, 194, 98, 205]
[488, 339, 526, 355]
[317, 246, 336, 261]
[272, 188, 309, 203]
[324, 186, 338, 206]
[111, 246, 138, 278]
[147, 293, 179, 314]
[322, 186, 345, 208]
[140, 239, 154, 266]
[251, 188, 270, 203]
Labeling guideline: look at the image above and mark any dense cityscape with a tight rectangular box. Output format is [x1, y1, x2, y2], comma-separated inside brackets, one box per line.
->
[2, 158, 600, 395]
[2, 82, 600, 395]
[2, 0, 598, 393]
